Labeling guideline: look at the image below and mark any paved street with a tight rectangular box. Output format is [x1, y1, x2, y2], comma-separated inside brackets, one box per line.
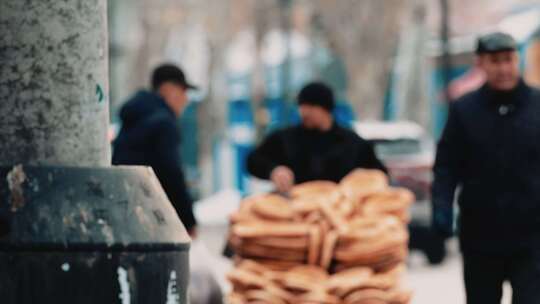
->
[407, 239, 513, 304]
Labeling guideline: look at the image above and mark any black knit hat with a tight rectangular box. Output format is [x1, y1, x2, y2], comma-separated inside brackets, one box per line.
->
[297, 82, 335, 112]
[151, 63, 198, 91]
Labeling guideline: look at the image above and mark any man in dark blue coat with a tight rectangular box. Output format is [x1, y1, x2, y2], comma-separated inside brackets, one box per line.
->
[247, 82, 387, 193]
[113, 64, 197, 235]
[432, 32, 540, 303]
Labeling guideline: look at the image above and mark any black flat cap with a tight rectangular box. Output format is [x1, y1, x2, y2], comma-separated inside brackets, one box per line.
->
[476, 32, 517, 54]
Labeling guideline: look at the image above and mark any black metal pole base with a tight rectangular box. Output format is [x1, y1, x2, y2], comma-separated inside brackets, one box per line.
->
[0, 166, 190, 304]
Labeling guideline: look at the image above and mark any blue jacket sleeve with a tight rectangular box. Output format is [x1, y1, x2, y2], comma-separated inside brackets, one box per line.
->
[151, 121, 197, 231]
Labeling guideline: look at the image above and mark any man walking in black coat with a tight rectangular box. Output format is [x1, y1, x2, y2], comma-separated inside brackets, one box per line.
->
[113, 64, 197, 236]
[247, 82, 387, 193]
[432, 32, 540, 303]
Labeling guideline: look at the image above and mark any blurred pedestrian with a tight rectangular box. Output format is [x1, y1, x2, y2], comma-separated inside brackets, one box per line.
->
[432, 32, 540, 304]
[247, 81, 387, 193]
[112, 63, 197, 236]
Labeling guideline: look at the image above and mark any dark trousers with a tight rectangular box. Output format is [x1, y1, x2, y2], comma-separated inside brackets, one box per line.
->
[463, 250, 540, 304]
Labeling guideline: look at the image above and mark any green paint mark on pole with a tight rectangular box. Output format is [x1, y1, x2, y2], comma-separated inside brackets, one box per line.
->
[96, 84, 105, 103]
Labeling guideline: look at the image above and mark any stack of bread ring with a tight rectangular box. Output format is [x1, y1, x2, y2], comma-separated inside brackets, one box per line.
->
[227, 260, 412, 304]
[227, 169, 414, 304]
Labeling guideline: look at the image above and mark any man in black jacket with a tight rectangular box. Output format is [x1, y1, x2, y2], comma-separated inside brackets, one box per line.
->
[112, 64, 197, 236]
[247, 82, 387, 193]
[432, 32, 540, 303]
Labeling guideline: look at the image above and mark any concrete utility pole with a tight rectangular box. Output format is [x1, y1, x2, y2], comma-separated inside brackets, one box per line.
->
[0, 0, 110, 166]
[0, 1, 190, 303]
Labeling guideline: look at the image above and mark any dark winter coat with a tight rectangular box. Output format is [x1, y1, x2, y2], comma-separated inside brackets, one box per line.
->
[432, 80, 540, 254]
[247, 122, 387, 184]
[112, 90, 196, 230]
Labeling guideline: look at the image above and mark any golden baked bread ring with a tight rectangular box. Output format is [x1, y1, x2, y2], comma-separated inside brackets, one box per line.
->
[308, 226, 322, 265]
[278, 273, 324, 294]
[314, 220, 330, 240]
[362, 188, 414, 209]
[337, 220, 407, 245]
[334, 240, 408, 263]
[230, 231, 308, 250]
[319, 201, 347, 231]
[347, 216, 396, 230]
[338, 216, 403, 244]
[361, 188, 414, 223]
[229, 211, 257, 224]
[342, 288, 388, 304]
[247, 236, 309, 250]
[248, 258, 305, 271]
[334, 237, 407, 259]
[238, 243, 307, 262]
[291, 198, 322, 215]
[290, 181, 339, 198]
[232, 223, 311, 238]
[339, 169, 388, 201]
[387, 288, 413, 304]
[265, 284, 297, 303]
[238, 194, 259, 212]
[304, 210, 323, 223]
[334, 248, 407, 273]
[244, 289, 288, 304]
[337, 229, 386, 246]
[227, 268, 272, 290]
[227, 292, 245, 304]
[236, 259, 271, 275]
[297, 291, 341, 304]
[327, 267, 374, 297]
[374, 261, 405, 274]
[380, 263, 406, 279]
[251, 194, 295, 221]
[334, 243, 407, 265]
[335, 227, 408, 258]
[320, 231, 338, 270]
[289, 265, 329, 281]
[340, 288, 412, 304]
[335, 198, 356, 219]
[231, 235, 309, 255]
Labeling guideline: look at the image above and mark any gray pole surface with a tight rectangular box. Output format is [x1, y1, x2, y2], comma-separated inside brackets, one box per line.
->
[0, 0, 110, 167]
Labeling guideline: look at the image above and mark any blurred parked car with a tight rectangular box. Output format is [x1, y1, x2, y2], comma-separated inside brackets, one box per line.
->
[354, 121, 446, 264]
